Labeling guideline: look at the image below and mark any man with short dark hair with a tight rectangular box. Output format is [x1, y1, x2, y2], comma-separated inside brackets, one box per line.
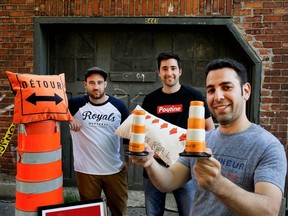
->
[132, 59, 287, 216]
[141, 52, 215, 216]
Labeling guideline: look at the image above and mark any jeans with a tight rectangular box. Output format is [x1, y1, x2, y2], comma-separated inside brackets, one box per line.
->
[144, 177, 195, 216]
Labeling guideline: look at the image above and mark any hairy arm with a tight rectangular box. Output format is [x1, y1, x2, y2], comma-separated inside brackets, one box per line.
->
[131, 145, 191, 192]
[121, 144, 131, 173]
[194, 156, 283, 216]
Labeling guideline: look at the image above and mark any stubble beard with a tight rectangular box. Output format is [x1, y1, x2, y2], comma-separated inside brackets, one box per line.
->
[164, 76, 178, 87]
[88, 90, 104, 100]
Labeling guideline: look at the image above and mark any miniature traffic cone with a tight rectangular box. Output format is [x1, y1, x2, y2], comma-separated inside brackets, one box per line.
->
[125, 110, 149, 156]
[180, 101, 210, 157]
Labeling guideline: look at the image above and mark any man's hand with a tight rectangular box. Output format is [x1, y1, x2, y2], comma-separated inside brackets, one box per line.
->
[120, 161, 130, 173]
[193, 149, 223, 193]
[69, 117, 81, 132]
[130, 144, 155, 168]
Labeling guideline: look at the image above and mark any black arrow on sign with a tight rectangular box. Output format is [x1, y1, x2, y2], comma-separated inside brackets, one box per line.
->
[26, 93, 63, 105]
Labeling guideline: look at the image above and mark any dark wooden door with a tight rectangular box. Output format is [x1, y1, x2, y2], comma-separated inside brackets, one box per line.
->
[48, 24, 253, 189]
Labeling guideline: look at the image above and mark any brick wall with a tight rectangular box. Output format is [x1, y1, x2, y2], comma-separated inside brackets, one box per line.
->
[0, 0, 287, 178]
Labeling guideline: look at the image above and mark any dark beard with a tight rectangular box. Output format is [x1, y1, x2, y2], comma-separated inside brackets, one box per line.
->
[88, 91, 104, 100]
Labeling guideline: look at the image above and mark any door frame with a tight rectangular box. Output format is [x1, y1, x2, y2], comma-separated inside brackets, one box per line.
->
[34, 17, 262, 187]
[34, 17, 261, 124]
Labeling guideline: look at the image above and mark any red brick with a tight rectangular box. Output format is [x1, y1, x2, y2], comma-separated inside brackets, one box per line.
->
[261, 97, 279, 103]
[75, 0, 81, 16]
[147, 0, 153, 15]
[226, 0, 232, 15]
[272, 91, 288, 97]
[123, 0, 129, 16]
[110, 1, 116, 16]
[179, 0, 185, 15]
[234, 9, 252, 16]
[141, 0, 147, 16]
[185, 0, 191, 15]
[116, 0, 122, 15]
[244, 2, 263, 8]
[254, 9, 273, 15]
[244, 16, 262, 22]
[81, 0, 87, 16]
[192, 0, 199, 15]
[273, 49, 288, 54]
[173, 0, 179, 15]
[263, 83, 280, 90]
[263, 16, 282, 22]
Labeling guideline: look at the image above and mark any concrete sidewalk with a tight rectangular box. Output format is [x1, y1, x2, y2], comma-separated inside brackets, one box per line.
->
[0, 201, 178, 216]
[0, 185, 178, 216]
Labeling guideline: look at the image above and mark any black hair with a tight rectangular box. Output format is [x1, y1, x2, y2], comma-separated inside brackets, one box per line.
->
[157, 52, 181, 70]
[205, 59, 248, 86]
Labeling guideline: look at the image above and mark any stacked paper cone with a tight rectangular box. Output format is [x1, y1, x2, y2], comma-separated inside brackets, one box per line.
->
[129, 110, 146, 152]
[185, 101, 206, 153]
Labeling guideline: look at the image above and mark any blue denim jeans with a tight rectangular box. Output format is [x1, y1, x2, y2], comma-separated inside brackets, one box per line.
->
[144, 177, 195, 216]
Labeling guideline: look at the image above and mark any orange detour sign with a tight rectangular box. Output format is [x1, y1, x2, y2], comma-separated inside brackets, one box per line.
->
[125, 110, 149, 156]
[180, 101, 211, 157]
[5, 71, 72, 124]
[15, 120, 63, 216]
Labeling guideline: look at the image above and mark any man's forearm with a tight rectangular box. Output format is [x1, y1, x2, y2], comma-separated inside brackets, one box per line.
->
[212, 177, 282, 216]
[145, 158, 173, 192]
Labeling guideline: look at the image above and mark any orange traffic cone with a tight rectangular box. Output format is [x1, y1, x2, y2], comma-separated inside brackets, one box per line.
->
[180, 101, 210, 157]
[15, 120, 63, 215]
[125, 110, 148, 156]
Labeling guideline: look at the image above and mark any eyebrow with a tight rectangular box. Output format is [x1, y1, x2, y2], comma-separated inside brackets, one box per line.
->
[206, 81, 233, 89]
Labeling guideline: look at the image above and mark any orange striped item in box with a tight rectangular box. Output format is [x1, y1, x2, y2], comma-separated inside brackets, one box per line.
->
[128, 110, 146, 153]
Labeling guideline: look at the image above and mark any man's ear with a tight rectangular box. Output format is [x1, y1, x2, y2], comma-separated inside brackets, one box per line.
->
[243, 82, 251, 101]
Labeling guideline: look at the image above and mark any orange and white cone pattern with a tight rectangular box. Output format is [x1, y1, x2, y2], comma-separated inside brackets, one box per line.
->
[185, 101, 206, 153]
[129, 110, 146, 152]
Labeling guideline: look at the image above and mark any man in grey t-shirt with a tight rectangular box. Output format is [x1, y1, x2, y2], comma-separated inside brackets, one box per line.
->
[130, 59, 287, 216]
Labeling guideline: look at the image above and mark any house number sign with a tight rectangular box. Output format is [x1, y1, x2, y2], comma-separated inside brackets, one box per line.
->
[145, 18, 159, 24]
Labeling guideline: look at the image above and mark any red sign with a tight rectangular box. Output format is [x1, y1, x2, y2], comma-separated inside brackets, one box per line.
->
[38, 199, 106, 216]
[157, 104, 183, 114]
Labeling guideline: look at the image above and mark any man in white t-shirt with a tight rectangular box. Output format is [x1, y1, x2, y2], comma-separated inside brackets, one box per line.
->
[68, 67, 130, 216]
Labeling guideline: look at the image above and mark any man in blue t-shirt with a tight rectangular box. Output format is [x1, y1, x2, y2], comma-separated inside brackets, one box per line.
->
[132, 59, 287, 216]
